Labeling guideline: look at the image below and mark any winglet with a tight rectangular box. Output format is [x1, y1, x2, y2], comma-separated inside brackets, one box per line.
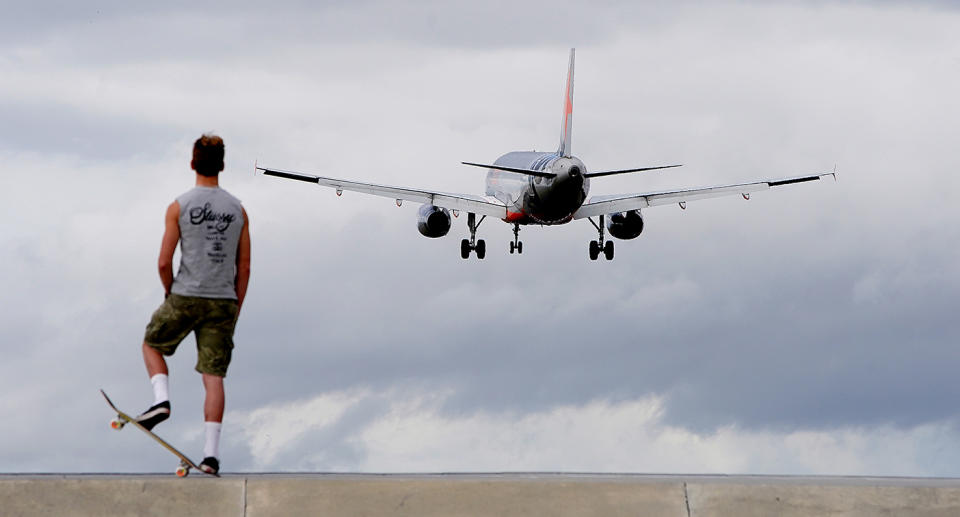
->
[558, 48, 575, 157]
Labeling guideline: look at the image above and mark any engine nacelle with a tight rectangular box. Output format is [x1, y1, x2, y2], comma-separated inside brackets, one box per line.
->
[606, 210, 644, 240]
[417, 203, 451, 238]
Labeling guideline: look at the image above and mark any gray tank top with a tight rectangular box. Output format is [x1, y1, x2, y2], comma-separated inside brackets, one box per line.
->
[170, 186, 245, 299]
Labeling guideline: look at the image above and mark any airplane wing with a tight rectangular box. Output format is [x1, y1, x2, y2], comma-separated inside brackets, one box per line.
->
[572, 172, 836, 220]
[256, 165, 508, 219]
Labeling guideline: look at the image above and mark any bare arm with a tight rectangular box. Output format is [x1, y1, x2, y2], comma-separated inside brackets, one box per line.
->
[158, 201, 180, 296]
[235, 207, 251, 310]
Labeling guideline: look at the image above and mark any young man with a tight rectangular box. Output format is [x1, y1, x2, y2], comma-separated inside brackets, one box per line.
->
[136, 134, 251, 475]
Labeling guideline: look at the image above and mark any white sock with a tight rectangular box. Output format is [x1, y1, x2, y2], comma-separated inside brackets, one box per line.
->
[150, 374, 169, 405]
[204, 421, 222, 459]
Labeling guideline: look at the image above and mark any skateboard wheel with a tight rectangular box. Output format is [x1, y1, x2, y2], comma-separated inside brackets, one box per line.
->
[176, 465, 189, 478]
[111, 419, 125, 430]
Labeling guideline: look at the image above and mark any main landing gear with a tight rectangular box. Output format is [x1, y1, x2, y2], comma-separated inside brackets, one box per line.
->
[509, 223, 523, 254]
[588, 215, 614, 261]
[461, 212, 486, 259]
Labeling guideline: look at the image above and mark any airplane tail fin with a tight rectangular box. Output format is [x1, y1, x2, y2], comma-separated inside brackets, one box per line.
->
[557, 48, 575, 157]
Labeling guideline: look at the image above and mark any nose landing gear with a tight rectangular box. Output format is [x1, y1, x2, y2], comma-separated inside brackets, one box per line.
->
[509, 223, 523, 254]
[588, 215, 614, 261]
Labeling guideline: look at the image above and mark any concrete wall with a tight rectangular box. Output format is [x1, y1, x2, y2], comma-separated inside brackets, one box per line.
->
[3, 474, 960, 517]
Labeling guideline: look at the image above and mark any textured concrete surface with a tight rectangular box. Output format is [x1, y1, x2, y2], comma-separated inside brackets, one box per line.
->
[0, 475, 243, 517]
[3, 474, 960, 517]
[244, 475, 685, 517]
[686, 479, 960, 517]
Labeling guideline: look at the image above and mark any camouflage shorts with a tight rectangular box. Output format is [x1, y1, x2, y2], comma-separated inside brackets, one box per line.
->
[144, 293, 239, 377]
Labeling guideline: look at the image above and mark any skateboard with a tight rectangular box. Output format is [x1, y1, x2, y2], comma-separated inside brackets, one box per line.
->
[100, 389, 218, 478]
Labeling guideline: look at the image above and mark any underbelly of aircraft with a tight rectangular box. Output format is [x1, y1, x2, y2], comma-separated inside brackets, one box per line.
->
[526, 212, 576, 225]
[522, 204, 579, 225]
[506, 196, 582, 225]
[488, 151, 590, 225]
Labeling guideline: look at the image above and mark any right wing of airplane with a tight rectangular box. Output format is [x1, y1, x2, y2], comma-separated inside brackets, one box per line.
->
[256, 165, 508, 219]
[573, 171, 836, 220]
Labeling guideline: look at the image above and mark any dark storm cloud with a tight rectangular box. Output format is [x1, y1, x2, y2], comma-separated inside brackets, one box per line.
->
[265, 255, 956, 434]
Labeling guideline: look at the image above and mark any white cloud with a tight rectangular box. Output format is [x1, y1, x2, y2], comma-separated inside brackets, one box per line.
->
[231, 390, 371, 468]
[229, 389, 960, 476]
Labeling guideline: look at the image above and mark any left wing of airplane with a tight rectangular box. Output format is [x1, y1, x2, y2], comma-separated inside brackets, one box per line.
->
[573, 171, 836, 220]
[256, 165, 508, 219]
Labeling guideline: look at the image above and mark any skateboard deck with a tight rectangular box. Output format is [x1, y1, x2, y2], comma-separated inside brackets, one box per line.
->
[100, 389, 218, 477]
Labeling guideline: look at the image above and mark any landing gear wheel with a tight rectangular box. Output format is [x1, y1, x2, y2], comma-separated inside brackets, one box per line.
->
[462, 213, 487, 260]
[517, 241, 523, 254]
[510, 241, 515, 254]
[588, 215, 614, 261]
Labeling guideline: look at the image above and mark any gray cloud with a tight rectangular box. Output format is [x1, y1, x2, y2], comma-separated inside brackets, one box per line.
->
[2, 1, 959, 473]
[3, 1, 663, 57]
[0, 100, 179, 159]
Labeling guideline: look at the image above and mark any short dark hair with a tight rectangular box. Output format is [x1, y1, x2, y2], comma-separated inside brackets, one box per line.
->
[192, 134, 225, 177]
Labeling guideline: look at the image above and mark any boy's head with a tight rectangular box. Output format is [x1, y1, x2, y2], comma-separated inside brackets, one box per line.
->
[192, 134, 225, 177]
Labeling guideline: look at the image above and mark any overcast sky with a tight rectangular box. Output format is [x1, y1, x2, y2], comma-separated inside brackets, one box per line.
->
[2, 1, 960, 475]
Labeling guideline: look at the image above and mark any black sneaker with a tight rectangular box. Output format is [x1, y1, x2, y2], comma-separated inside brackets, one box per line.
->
[199, 456, 220, 475]
[134, 401, 170, 431]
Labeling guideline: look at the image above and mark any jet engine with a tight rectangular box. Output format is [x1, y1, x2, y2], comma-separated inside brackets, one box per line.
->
[417, 203, 451, 238]
[606, 210, 644, 240]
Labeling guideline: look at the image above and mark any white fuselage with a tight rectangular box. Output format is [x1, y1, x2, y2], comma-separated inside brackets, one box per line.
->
[485, 151, 590, 225]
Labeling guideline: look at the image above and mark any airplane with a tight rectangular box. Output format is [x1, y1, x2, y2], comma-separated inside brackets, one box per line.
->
[257, 48, 835, 261]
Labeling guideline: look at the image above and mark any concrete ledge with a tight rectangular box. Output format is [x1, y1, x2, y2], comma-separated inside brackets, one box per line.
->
[245, 475, 684, 517]
[0, 475, 243, 517]
[3, 474, 960, 517]
[687, 480, 960, 517]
